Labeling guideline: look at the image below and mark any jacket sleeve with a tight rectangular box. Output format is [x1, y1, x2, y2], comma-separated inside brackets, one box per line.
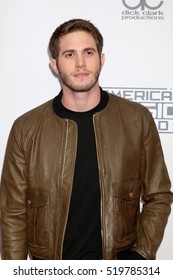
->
[133, 110, 173, 259]
[0, 122, 28, 259]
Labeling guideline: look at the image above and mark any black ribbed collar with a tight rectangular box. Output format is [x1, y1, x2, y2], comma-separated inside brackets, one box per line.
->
[52, 87, 109, 119]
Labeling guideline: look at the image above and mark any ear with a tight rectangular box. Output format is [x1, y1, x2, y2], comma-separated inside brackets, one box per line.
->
[100, 53, 105, 69]
[50, 58, 59, 75]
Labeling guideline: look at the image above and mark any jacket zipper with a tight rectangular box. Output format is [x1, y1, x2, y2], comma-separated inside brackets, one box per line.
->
[59, 119, 78, 259]
[93, 114, 105, 259]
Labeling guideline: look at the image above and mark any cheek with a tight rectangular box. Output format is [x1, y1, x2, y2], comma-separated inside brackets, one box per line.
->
[58, 60, 75, 72]
[91, 57, 102, 67]
[91, 60, 102, 72]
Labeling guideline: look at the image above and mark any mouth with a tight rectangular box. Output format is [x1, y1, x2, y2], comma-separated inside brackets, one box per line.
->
[73, 72, 90, 78]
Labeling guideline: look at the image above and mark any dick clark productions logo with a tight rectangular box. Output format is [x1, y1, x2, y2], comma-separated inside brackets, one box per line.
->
[122, 0, 163, 10]
[122, 0, 164, 20]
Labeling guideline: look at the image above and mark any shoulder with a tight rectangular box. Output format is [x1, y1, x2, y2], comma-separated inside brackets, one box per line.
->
[102, 91, 156, 133]
[11, 99, 60, 136]
[106, 91, 153, 121]
[16, 100, 53, 123]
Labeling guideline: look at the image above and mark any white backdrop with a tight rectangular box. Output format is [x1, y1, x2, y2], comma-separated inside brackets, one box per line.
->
[0, 0, 173, 259]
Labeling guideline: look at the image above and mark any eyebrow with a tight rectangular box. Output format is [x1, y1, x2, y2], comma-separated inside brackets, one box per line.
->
[61, 47, 97, 56]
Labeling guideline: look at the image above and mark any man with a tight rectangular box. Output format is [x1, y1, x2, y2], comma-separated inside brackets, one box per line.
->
[0, 18, 172, 260]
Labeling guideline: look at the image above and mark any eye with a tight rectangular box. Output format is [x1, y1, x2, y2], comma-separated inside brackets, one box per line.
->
[65, 52, 76, 58]
[85, 50, 94, 56]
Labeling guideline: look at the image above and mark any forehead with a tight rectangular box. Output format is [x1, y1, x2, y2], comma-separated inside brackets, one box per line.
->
[59, 31, 97, 51]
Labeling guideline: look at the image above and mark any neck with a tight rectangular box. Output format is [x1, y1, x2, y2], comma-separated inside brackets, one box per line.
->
[61, 83, 101, 112]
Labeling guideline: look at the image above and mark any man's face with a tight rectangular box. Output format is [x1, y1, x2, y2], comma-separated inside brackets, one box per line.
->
[51, 31, 104, 92]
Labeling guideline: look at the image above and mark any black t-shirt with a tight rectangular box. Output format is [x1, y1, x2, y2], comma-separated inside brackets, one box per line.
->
[52, 89, 109, 259]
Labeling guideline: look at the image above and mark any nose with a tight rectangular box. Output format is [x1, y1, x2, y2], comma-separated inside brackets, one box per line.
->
[75, 54, 86, 68]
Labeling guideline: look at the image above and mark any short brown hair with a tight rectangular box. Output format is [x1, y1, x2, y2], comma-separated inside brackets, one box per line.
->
[49, 18, 103, 59]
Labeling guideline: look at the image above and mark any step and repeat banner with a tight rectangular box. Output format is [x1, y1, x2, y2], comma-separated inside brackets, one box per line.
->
[0, 0, 173, 261]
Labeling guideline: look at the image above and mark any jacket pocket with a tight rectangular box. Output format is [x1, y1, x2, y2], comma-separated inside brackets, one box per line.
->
[113, 180, 142, 241]
[26, 188, 49, 248]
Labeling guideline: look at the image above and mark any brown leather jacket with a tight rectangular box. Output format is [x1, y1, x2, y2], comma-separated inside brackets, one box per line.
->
[0, 92, 172, 260]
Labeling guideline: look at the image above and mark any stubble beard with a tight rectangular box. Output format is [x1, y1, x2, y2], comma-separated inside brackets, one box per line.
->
[57, 64, 101, 93]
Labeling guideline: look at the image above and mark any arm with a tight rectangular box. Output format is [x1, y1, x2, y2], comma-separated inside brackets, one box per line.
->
[133, 110, 173, 259]
[0, 123, 28, 259]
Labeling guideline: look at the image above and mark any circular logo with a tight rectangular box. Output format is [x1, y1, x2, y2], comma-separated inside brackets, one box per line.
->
[122, 0, 164, 10]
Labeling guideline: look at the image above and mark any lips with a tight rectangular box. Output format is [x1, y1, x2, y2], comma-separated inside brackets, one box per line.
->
[73, 72, 90, 78]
